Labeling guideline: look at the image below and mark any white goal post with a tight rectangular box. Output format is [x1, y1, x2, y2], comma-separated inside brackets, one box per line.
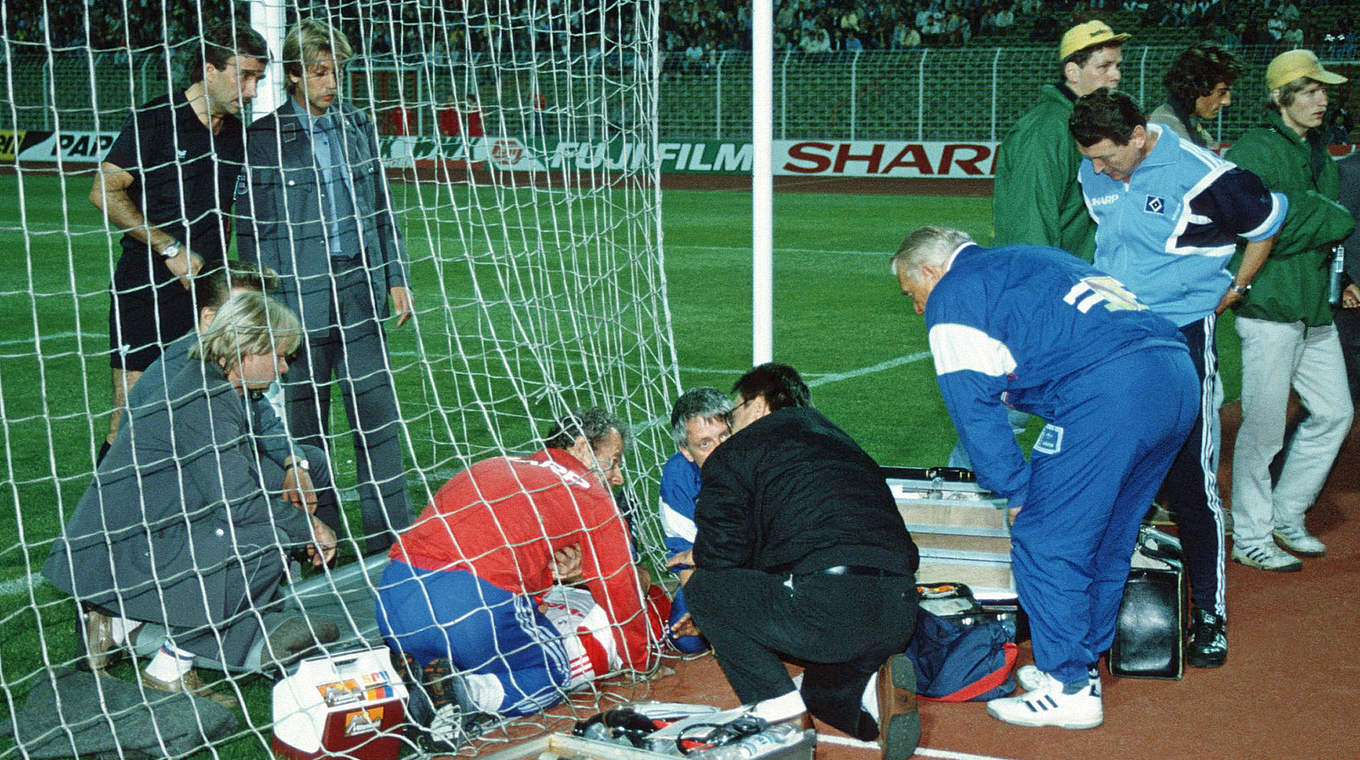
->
[0, 0, 683, 754]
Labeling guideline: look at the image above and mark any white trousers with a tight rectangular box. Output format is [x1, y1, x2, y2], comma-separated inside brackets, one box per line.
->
[1231, 317, 1354, 544]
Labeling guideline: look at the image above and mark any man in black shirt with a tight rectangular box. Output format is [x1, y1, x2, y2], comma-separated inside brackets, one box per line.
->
[91, 20, 267, 460]
[679, 363, 920, 760]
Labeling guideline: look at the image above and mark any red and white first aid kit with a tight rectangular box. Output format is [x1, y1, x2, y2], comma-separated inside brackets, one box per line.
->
[272, 647, 409, 760]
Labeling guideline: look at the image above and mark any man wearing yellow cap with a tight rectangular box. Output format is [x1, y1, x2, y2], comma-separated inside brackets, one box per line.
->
[992, 20, 1129, 262]
[957, 20, 1130, 472]
[1224, 50, 1356, 572]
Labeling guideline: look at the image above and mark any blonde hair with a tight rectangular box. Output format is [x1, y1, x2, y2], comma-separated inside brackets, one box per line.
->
[283, 18, 353, 94]
[191, 291, 301, 370]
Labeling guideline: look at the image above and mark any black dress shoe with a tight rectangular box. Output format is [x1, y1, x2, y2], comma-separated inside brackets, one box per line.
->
[878, 654, 921, 760]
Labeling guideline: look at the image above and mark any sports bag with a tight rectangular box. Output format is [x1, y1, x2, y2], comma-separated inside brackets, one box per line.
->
[905, 609, 1018, 702]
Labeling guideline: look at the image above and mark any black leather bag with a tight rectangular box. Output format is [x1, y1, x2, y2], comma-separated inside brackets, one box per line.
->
[1108, 527, 1185, 680]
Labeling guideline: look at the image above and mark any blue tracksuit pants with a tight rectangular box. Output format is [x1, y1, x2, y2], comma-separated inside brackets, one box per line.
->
[375, 560, 572, 716]
[1010, 347, 1198, 685]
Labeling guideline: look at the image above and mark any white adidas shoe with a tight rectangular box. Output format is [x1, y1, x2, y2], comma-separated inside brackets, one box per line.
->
[1272, 524, 1326, 557]
[1015, 664, 1100, 697]
[986, 671, 1102, 729]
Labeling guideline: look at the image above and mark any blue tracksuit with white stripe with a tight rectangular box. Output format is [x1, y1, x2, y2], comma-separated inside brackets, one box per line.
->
[927, 243, 1199, 685]
[1079, 124, 1286, 618]
[658, 452, 708, 653]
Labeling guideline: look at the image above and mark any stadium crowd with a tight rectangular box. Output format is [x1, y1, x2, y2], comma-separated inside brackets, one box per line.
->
[21, 5, 1360, 759]
[8, 0, 1358, 62]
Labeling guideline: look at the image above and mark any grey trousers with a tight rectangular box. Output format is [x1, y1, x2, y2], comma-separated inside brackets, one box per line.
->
[285, 265, 413, 554]
[1232, 317, 1354, 544]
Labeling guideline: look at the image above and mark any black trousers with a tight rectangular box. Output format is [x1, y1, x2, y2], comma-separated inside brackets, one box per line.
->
[1161, 316, 1227, 617]
[686, 567, 916, 739]
[1334, 307, 1360, 403]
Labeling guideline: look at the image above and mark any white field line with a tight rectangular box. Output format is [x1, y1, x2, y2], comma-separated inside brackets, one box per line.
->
[669, 243, 887, 257]
[0, 574, 38, 597]
[816, 734, 1021, 760]
[1, 341, 933, 596]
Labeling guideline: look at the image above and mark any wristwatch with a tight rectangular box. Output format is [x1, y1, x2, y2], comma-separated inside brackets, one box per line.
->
[1228, 280, 1251, 296]
[286, 458, 310, 473]
[161, 241, 183, 259]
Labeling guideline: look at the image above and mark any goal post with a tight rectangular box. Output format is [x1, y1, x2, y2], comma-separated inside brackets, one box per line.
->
[0, 0, 681, 753]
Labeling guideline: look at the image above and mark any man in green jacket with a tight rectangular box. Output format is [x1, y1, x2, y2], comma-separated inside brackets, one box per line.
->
[992, 20, 1129, 262]
[959, 20, 1129, 470]
[1224, 50, 1356, 571]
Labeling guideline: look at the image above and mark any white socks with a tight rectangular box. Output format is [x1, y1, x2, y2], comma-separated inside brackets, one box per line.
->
[143, 640, 194, 682]
[862, 671, 880, 723]
[109, 616, 141, 647]
[461, 672, 504, 713]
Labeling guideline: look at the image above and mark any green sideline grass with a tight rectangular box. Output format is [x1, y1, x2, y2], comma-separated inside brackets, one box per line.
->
[0, 173, 1243, 757]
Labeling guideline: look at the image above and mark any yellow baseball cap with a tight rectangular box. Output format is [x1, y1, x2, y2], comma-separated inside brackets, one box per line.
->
[1059, 20, 1131, 62]
[1265, 49, 1347, 90]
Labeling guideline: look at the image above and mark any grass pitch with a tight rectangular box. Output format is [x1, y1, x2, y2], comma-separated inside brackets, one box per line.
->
[0, 172, 1243, 757]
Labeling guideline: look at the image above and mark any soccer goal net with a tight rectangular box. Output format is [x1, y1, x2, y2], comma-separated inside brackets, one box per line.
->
[1, 0, 680, 755]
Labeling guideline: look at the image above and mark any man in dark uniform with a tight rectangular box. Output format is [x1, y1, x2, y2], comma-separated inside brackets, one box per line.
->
[91, 20, 268, 461]
[678, 363, 921, 760]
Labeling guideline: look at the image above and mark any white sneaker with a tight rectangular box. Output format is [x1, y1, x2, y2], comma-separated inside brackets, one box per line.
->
[986, 671, 1102, 729]
[1232, 540, 1303, 572]
[1273, 525, 1326, 557]
[1016, 664, 1099, 697]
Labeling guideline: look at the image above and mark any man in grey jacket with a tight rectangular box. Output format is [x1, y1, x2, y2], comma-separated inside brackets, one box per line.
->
[126, 261, 341, 532]
[43, 292, 338, 708]
[238, 19, 413, 553]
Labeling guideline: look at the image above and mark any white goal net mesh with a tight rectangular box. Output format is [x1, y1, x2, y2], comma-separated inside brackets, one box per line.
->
[0, 0, 681, 755]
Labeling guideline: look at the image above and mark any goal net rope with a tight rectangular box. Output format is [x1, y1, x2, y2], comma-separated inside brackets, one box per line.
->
[1, 0, 682, 754]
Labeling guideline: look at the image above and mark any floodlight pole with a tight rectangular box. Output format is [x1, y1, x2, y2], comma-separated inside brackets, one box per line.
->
[250, 0, 287, 120]
[752, 0, 774, 365]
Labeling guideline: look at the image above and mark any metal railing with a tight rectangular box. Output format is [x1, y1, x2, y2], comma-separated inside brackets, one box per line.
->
[2, 46, 1356, 144]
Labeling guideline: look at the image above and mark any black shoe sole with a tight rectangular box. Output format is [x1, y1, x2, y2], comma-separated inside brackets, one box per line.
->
[1186, 651, 1227, 668]
[883, 654, 921, 760]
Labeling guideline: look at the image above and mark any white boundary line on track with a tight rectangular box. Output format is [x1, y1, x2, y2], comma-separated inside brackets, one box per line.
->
[815, 734, 1020, 760]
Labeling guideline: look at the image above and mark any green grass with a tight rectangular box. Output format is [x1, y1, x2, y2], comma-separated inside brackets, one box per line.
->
[0, 173, 1245, 757]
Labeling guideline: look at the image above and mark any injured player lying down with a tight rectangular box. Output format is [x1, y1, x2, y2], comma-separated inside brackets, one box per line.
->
[376, 407, 663, 732]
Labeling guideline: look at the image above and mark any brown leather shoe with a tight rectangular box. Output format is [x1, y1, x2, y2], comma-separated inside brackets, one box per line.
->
[78, 605, 143, 673]
[140, 668, 238, 710]
[80, 606, 116, 672]
[877, 654, 920, 760]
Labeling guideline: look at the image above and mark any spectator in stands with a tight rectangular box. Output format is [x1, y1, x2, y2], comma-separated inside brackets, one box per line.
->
[1225, 49, 1355, 570]
[965, 20, 1128, 471]
[1070, 88, 1286, 668]
[91, 21, 267, 464]
[43, 291, 339, 709]
[1267, 12, 1287, 40]
[1150, 42, 1245, 149]
[124, 261, 342, 537]
[238, 19, 414, 555]
[994, 3, 1015, 29]
[376, 408, 653, 727]
[893, 19, 923, 47]
[978, 6, 998, 35]
[679, 363, 920, 760]
[658, 388, 732, 655]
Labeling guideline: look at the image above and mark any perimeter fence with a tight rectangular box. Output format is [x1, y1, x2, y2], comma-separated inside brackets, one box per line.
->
[2, 45, 1356, 145]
